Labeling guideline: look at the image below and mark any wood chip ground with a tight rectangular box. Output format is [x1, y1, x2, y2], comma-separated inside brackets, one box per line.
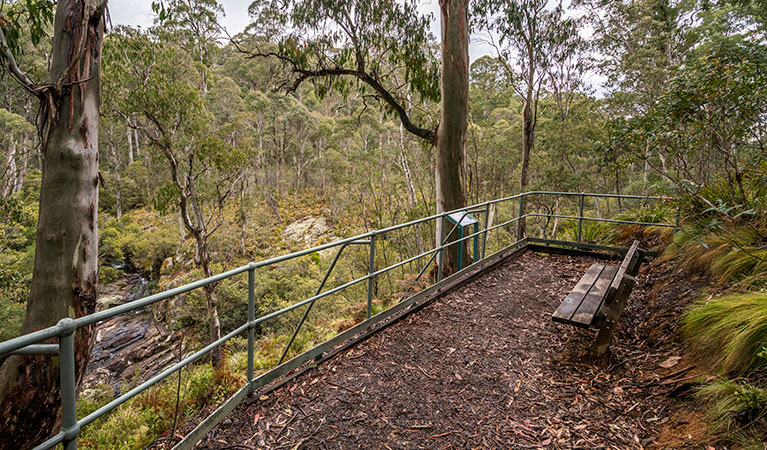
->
[197, 251, 701, 449]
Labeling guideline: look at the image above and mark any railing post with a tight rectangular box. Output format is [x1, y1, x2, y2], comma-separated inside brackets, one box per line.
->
[482, 204, 490, 259]
[437, 216, 445, 282]
[516, 195, 524, 241]
[247, 262, 256, 393]
[473, 222, 479, 264]
[367, 232, 376, 319]
[577, 193, 585, 243]
[59, 318, 79, 450]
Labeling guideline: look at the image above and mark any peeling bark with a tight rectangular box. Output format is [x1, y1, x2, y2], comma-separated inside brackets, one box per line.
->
[0, 0, 106, 447]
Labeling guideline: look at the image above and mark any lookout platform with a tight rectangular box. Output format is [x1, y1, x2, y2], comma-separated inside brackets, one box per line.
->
[197, 251, 683, 449]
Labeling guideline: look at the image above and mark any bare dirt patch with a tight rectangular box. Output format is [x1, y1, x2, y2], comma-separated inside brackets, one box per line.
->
[199, 251, 706, 449]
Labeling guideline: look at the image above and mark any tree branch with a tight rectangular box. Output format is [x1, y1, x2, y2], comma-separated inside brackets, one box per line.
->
[247, 50, 437, 144]
[0, 26, 40, 97]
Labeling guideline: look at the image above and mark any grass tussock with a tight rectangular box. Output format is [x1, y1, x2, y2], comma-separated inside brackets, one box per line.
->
[643, 224, 675, 244]
[683, 292, 767, 375]
[663, 227, 767, 287]
[696, 379, 767, 447]
[711, 249, 767, 290]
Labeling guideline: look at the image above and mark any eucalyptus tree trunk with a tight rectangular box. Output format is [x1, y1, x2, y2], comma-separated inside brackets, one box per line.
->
[133, 128, 140, 158]
[127, 123, 134, 164]
[1, 136, 16, 197]
[436, 0, 469, 277]
[195, 234, 223, 366]
[14, 142, 27, 194]
[0, 0, 106, 447]
[519, 79, 535, 238]
[167, 155, 224, 367]
[115, 170, 123, 221]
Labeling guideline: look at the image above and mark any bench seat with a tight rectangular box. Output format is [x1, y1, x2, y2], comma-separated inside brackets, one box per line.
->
[552, 263, 618, 328]
[552, 240, 643, 356]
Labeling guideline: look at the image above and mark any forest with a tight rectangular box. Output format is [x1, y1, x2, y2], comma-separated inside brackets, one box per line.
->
[0, 0, 765, 448]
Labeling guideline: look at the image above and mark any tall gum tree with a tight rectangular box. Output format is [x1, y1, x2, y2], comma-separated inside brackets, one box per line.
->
[474, 0, 577, 235]
[103, 30, 247, 366]
[246, 0, 470, 275]
[0, 0, 107, 447]
[436, 0, 469, 259]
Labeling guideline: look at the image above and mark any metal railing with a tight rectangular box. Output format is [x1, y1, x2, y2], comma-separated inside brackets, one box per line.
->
[0, 191, 677, 450]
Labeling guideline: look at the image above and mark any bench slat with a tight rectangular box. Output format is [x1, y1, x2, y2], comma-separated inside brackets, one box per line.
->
[552, 264, 605, 325]
[571, 265, 618, 327]
[605, 240, 642, 306]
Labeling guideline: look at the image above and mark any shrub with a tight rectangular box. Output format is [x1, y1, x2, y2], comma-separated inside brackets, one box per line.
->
[558, 218, 614, 244]
[99, 266, 124, 284]
[78, 360, 243, 450]
[99, 213, 180, 276]
[696, 379, 767, 445]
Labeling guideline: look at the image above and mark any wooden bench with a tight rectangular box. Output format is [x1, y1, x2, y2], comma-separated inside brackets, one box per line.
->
[552, 240, 643, 356]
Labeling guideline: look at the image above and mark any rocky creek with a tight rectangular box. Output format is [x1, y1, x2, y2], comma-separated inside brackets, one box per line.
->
[80, 273, 182, 400]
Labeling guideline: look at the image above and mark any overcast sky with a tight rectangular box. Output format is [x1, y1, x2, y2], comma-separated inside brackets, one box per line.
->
[108, 0, 494, 61]
[108, 0, 605, 94]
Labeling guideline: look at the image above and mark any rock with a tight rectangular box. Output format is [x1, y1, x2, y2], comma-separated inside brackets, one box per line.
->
[283, 216, 333, 246]
[160, 256, 175, 276]
[97, 295, 124, 311]
[80, 383, 114, 402]
[159, 271, 192, 291]
[83, 273, 188, 401]
[81, 368, 111, 391]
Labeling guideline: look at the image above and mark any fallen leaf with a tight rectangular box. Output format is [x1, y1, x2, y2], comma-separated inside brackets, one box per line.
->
[455, 373, 463, 380]
[660, 356, 681, 369]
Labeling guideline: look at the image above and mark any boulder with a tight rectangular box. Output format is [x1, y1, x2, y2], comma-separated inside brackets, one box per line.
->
[97, 295, 124, 311]
[282, 216, 333, 246]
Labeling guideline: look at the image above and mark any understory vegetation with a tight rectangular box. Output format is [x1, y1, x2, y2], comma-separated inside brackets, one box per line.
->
[668, 172, 767, 446]
[0, 0, 765, 447]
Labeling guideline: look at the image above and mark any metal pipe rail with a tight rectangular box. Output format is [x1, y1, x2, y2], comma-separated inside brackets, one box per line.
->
[0, 191, 677, 450]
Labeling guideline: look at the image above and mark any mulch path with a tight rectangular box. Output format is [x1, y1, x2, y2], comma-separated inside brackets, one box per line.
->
[199, 251, 700, 449]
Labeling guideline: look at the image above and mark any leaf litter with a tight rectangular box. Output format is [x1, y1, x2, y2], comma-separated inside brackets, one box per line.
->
[189, 252, 708, 449]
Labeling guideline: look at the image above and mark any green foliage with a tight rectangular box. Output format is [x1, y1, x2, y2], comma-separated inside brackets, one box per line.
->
[558, 219, 613, 244]
[605, 37, 767, 211]
[616, 202, 676, 225]
[99, 266, 124, 285]
[99, 164, 148, 216]
[696, 379, 767, 443]
[99, 213, 180, 275]
[0, 194, 36, 340]
[683, 292, 767, 375]
[668, 225, 767, 288]
[0, 291, 25, 341]
[248, 0, 439, 113]
[78, 361, 242, 450]
[0, 0, 55, 58]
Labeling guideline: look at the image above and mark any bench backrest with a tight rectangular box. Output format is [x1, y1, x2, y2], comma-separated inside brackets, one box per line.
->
[606, 240, 643, 304]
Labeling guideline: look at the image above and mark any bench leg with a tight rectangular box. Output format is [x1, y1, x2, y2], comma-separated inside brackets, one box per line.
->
[591, 309, 621, 357]
[590, 277, 635, 357]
